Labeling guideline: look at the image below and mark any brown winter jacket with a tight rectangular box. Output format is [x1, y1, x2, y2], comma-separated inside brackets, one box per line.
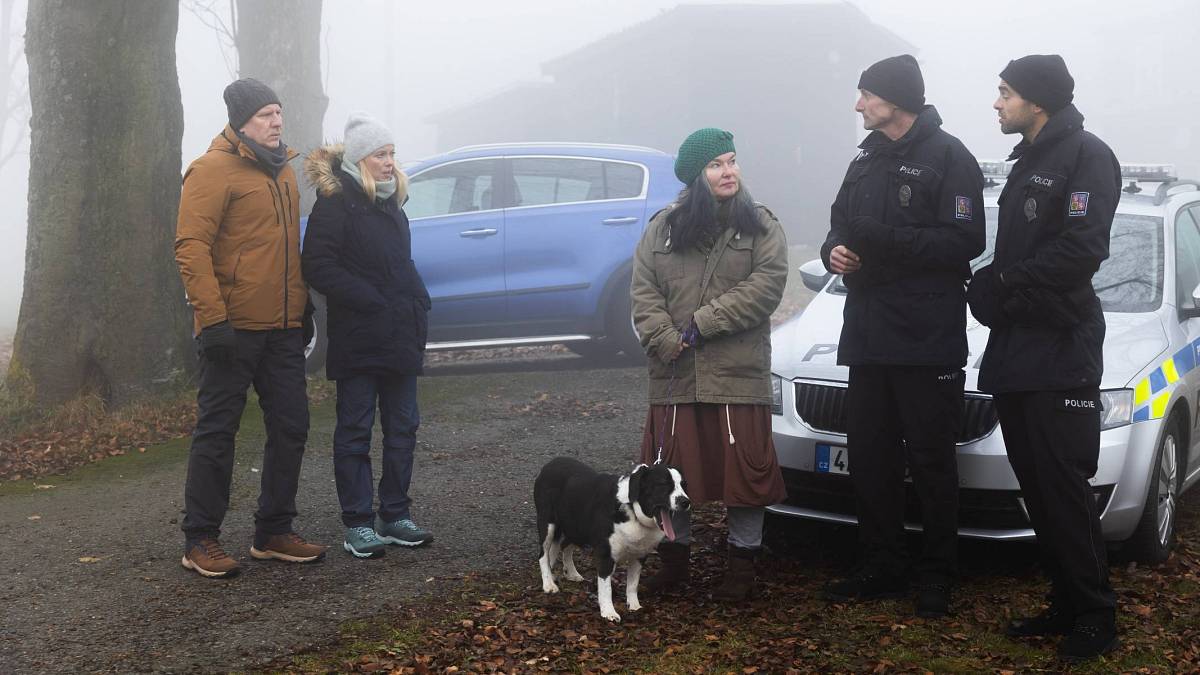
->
[632, 204, 788, 405]
[175, 126, 305, 334]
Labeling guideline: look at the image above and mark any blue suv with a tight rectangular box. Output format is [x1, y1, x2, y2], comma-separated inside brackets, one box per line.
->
[303, 142, 681, 372]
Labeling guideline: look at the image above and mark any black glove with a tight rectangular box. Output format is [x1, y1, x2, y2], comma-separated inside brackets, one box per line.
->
[302, 299, 316, 345]
[199, 320, 237, 366]
[680, 318, 702, 348]
[1003, 286, 1084, 328]
[847, 216, 894, 256]
[1001, 288, 1038, 325]
[966, 265, 1006, 327]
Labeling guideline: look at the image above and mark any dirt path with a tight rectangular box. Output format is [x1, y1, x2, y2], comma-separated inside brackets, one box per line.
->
[0, 353, 646, 674]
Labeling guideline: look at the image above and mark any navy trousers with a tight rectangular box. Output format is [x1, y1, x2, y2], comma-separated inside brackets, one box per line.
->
[995, 388, 1116, 620]
[333, 374, 420, 527]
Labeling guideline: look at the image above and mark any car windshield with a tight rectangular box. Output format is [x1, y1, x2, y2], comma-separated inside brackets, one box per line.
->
[828, 208, 1165, 314]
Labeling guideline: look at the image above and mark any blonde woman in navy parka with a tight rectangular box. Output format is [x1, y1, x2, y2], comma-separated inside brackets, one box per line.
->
[302, 113, 433, 559]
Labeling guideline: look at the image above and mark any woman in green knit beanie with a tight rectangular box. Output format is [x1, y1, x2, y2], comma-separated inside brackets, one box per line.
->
[630, 127, 790, 603]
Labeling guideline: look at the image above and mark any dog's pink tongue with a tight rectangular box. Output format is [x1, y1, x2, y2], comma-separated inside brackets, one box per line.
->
[659, 509, 675, 541]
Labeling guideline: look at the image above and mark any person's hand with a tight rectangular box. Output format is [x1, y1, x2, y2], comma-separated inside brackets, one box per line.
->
[1003, 287, 1084, 328]
[848, 216, 894, 254]
[200, 320, 237, 366]
[679, 318, 702, 349]
[966, 265, 1005, 327]
[829, 245, 861, 274]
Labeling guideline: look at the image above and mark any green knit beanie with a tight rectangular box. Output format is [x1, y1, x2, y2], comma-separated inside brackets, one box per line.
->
[674, 127, 736, 185]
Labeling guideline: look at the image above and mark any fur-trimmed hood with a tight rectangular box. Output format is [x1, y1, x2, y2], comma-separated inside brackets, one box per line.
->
[304, 143, 409, 204]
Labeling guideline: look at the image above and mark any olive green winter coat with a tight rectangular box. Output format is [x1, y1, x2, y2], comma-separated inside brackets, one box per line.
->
[631, 205, 788, 405]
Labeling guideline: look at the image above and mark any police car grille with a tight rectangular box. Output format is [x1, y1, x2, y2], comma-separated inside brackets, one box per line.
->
[793, 383, 998, 443]
[960, 396, 1000, 443]
[793, 383, 848, 435]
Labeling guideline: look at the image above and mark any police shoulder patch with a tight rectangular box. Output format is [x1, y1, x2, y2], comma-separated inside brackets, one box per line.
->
[955, 195, 972, 221]
[1069, 192, 1089, 217]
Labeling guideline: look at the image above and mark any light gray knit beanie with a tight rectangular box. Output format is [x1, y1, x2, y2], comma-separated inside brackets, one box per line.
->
[343, 111, 394, 166]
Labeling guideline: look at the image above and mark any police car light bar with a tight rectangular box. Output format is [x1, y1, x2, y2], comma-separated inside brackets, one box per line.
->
[979, 161, 1176, 183]
[1120, 163, 1176, 182]
[978, 160, 1013, 177]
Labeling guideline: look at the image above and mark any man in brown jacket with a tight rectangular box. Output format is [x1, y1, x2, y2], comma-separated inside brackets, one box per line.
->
[174, 78, 326, 578]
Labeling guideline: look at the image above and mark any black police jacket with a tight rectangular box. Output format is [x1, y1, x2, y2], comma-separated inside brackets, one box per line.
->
[302, 170, 431, 381]
[820, 106, 985, 367]
[971, 105, 1120, 394]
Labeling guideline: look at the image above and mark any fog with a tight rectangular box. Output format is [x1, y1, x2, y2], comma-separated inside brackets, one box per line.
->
[1, 0, 1196, 333]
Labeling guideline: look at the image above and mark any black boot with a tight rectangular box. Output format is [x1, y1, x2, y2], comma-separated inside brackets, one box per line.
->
[642, 541, 689, 596]
[1058, 612, 1119, 663]
[915, 581, 953, 619]
[712, 545, 757, 602]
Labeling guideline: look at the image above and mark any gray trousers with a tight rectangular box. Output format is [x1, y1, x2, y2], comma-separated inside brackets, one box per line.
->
[667, 506, 765, 549]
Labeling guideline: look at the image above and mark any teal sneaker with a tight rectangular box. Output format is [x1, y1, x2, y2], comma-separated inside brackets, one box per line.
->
[343, 526, 386, 559]
[377, 518, 433, 547]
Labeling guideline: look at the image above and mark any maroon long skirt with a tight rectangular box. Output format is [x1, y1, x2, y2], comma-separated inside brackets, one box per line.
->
[639, 402, 786, 507]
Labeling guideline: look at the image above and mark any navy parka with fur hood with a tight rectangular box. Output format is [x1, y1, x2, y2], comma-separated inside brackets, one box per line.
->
[301, 144, 430, 380]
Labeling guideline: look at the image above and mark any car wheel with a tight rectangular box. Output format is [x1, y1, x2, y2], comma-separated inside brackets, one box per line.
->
[304, 304, 328, 376]
[1123, 413, 1182, 564]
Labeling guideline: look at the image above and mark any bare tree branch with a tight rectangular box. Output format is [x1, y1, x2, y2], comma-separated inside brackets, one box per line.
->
[182, 0, 239, 78]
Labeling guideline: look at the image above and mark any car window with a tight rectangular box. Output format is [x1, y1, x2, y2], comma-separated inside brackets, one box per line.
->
[511, 158, 607, 207]
[405, 159, 498, 218]
[1096, 214, 1164, 312]
[605, 162, 645, 199]
[1174, 207, 1200, 310]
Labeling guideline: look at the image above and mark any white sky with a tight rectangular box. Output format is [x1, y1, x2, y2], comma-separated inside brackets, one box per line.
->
[1, 0, 1196, 330]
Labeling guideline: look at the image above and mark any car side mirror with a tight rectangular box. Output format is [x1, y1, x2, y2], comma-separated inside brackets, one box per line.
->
[799, 259, 832, 292]
[1188, 283, 1200, 318]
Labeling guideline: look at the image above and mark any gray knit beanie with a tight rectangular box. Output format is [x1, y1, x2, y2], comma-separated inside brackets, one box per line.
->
[223, 78, 281, 130]
[343, 112, 394, 166]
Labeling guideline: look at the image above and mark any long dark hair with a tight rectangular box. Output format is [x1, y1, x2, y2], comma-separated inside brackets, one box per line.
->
[665, 173, 764, 251]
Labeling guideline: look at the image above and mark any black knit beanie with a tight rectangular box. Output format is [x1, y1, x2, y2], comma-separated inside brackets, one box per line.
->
[223, 78, 281, 130]
[1000, 55, 1074, 114]
[857, 54, 925, 113]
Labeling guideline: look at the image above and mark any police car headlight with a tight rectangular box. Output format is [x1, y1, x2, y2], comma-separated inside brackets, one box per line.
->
[1100, 389, 1133, 431]
[771, 374, 784, 415]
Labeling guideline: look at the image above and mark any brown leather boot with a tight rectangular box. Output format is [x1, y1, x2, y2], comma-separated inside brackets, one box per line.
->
[712, 545, 757, 602]
[641, 541, 690, 596]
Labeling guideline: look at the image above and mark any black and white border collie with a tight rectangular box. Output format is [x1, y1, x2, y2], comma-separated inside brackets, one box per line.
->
[534, 456, 690, 622]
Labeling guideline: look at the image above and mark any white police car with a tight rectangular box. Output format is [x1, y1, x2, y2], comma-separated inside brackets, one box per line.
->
[768, 163, 1200, 562]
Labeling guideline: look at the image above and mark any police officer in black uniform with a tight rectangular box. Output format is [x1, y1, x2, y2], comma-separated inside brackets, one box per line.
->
[820, 55, 985, 618]
[967, 54, 1120, 663]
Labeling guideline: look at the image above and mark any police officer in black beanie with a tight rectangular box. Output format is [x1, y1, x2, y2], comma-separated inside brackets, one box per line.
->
[820, 55, 984, 619]
[967, 54, 1121, 662]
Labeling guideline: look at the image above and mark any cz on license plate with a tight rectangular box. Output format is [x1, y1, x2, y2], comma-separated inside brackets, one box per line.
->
[815, 443, 849, 475]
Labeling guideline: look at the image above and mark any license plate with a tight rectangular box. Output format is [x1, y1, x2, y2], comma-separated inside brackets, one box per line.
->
[815, 443, 849, 475]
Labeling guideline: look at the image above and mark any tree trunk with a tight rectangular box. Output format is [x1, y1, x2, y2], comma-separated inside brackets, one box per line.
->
[236, 0, 326, 214]
[9, 0, 190, 408]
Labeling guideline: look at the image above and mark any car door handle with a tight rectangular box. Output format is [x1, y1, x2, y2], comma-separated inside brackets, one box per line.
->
[459, 228, 498, 238]
[602, 216, 639, 225]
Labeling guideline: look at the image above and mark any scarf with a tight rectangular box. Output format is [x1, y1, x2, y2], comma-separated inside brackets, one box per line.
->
[341, 158, 397, 203]
[237, 131, 289, 178]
